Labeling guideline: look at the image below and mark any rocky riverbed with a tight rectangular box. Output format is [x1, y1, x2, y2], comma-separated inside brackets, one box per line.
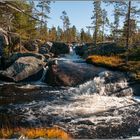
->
[0, 43, 140, 139]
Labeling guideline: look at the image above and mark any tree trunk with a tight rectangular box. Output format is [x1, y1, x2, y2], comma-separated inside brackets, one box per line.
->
[125, 1, 131, 64]
[102, 21, 104, 42]
[94, 18, 97, 46]
[41, 6, 44, 29]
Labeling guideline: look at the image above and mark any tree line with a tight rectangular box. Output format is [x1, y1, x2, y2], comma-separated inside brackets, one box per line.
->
[0, 0, 140, 46]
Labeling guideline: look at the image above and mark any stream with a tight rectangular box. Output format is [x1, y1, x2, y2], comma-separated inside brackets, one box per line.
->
[0, 47, 140, 139]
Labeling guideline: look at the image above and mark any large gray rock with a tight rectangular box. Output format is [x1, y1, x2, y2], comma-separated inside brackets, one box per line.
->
[10, 52, 45, 62]
[0, 56, 46, 82]
[3, 52, 45, 69]
[50, 42, 70, 56]
[44, 61, 105, 86]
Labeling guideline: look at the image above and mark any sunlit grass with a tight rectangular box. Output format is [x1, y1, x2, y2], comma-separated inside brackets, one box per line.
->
[0, 128, 14, 139]
[0, 127, 71, 139]
[86, 55, 140, 80]
[87, 55, 124, 67]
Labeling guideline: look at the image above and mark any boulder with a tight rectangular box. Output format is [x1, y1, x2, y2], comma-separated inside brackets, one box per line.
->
[0, 56, 46, 82]
[50, 42, 70, 56]
[44, 61, 105, 86]
[86, 43, 126, 58]
[75, 42, 126, 58]
[39, 41, 53, 55]
[23, 40, 39, 52]
[9, 52, 45, 62]
[75, 44, 92, 56]
[3, 52, 45, 69]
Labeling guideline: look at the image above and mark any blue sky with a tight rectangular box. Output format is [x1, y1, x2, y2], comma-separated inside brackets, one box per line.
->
[47, 1, 93, 32]
[44, 1, 140, 34]
[47, 1, 114, 33]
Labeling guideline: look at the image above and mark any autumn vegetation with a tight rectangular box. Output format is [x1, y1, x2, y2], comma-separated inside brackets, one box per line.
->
[0, 127, 71, 139]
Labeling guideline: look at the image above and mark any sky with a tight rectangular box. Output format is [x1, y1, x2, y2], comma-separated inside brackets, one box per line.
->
[43, 1, 140, 34]
[47, 1, 93, 31]
[47, 1, 113, 33]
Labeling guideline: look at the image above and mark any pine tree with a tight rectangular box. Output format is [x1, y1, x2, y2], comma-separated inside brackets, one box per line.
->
[13, 1, 37, 40]
[91, 0, 102, 45]
[60, 11, 70, 42]
[80, 28, 92, 43]
[57, 26, 63, 41]
[71, 25, 77, 42]
[101, 9, 109, 42]
[49, 26, 57, 42]
[36, 0, 51, 29]
[113, 6, 121, 42]
[106, 3, 122, 42]
[107, 1, 140, 63]
[80, 28, 85, 43]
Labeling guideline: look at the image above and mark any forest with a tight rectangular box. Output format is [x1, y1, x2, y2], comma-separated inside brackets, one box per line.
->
[0, 1, 140, 67]
[0, 0, 140, 139]
[0, 1, 139, 43]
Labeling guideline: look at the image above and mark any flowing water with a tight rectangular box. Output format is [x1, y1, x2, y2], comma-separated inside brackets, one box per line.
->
[0, 47, 140, 139]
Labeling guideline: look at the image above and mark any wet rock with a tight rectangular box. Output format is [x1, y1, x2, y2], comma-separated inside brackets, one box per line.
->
[75, 44, 91, 56]
[50, 42, 70, 56]
[0, 56, 46, 82]
[130, 83, 140, 96]
[45, 61, 105, 86]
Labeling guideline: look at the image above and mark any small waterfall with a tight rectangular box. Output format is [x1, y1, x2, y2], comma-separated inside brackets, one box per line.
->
[70, 46, 73, 53]
[39, 66, 48, 82]
[58, 45, 84, 63]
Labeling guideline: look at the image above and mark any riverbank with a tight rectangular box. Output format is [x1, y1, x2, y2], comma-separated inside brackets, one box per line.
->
[74, 42, 140, 82]
[86, 55, 140, 82]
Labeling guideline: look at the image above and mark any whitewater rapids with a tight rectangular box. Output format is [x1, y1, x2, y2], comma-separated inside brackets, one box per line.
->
[0, 47, 139, 139]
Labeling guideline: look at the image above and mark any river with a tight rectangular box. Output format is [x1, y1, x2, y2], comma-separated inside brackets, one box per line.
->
[0, 47, 140, 139]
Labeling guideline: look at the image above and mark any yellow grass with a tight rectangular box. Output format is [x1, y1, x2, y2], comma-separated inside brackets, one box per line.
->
[0, 127, 71, 139]
[87, 55, 123, 67]
[0, 128, 13, 138]
[87, 55, 140, 80]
